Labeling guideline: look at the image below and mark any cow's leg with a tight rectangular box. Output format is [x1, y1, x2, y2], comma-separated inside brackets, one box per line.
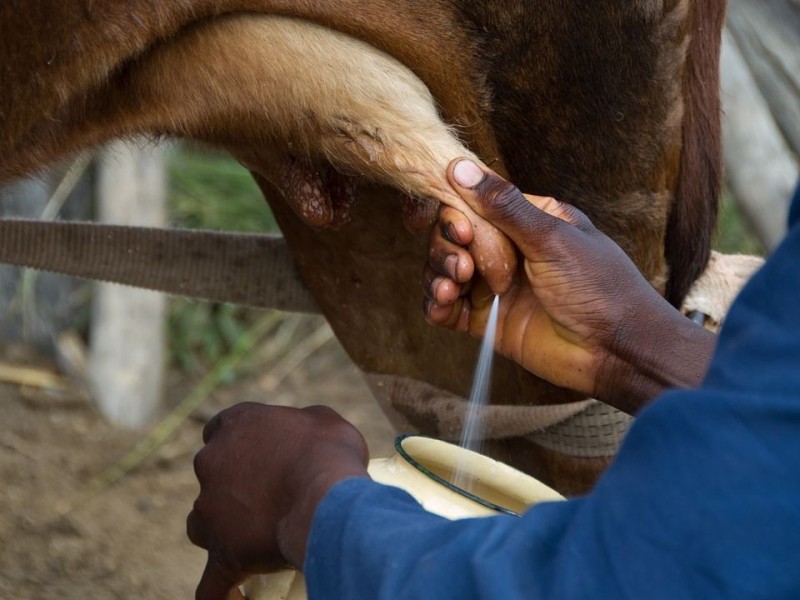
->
[4, 14, 517, 293]
[1, 1, 500, 184]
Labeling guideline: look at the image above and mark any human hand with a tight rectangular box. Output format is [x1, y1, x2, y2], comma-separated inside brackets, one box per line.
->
[187, 403, 369, 600]
[424, 159, 715, 412]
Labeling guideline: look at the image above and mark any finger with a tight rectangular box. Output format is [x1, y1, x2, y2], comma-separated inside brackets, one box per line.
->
[429, 276, 462, 305]
[196, 558, 245, 600]
[429, 211, 475, 282]
[438, 206, 474, 246]
[522, 193, 595, 231]
[423, 263, 473, 305]
[427, 240, 461, 282]
[427, 236, 473, 284]
[424, 296, 469, 330]
[302, 404, 342, 420]
[302, 405, 370, 468]
[202, 412, 224, 444]
[192, 445, 210, 479]
[437, 161, 517, 294]
[186, 507, 208, 549]
[448, 159, 575, 260]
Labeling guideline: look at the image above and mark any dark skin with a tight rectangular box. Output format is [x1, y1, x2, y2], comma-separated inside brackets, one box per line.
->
[425, 159, 716, 414]
[187, 159, 717, 599]
[187, 404, 369, 600]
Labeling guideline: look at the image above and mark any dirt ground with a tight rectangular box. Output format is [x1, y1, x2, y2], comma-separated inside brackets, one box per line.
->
[0, 329, 395, 599]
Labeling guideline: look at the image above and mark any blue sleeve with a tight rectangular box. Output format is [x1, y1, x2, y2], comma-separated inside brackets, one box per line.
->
[304, 193, 800, 600]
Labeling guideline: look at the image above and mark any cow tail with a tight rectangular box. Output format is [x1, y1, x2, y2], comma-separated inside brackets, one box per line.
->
[664, 0, 727, 307]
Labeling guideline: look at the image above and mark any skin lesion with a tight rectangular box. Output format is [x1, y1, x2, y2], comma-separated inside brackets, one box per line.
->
[278, 155, 358, 230]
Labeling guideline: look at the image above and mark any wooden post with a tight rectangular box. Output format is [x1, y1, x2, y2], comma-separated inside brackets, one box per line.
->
[89, 141, 167, 428]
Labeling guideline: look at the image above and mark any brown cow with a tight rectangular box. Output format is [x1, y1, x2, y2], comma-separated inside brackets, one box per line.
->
[0, 0, 726, 494]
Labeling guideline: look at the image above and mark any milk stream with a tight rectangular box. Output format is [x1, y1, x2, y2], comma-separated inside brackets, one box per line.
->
[453, 294, 500, 492]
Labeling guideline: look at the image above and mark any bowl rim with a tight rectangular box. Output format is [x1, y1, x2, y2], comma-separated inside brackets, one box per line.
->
[394, 434, 522, 517]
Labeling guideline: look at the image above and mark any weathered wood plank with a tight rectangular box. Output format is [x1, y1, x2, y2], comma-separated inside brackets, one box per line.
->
[88, 141, 167, 428]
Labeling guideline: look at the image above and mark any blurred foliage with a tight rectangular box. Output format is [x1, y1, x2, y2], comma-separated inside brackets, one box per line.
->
[166, 146, 279, 374]
[713, 188, 765, 256]
[167, 301, 259, 374]
[167, 146, 278, 233]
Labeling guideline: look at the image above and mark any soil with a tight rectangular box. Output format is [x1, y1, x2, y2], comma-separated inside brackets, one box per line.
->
[0, 331, 395, 599]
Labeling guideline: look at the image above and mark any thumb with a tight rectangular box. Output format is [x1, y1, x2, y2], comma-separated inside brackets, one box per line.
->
[521, 193, 593, 230]
[196, 558, 245, 600]
[447, 159, 586, 258]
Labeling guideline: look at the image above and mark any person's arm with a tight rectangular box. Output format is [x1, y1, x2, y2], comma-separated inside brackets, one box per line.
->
[305, 197, 800, 598]
[187, 173, 800, 599]
[424, 159, 716, 413]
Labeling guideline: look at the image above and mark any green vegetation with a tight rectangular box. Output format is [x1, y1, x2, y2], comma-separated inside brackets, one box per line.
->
[713, 189, 765, 256]
[167, 147, 278, 233]
[166, 147, 278, 373]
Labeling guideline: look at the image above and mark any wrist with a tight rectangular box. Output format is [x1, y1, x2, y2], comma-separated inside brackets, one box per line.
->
[595, 289, 716, 414]
[277, 470, 369, 569]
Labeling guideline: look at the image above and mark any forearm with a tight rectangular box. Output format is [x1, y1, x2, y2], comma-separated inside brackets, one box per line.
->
[306, 385, 800, 600]
[305, 478, 563, 599]
[595, 290, 717, 414]
[278, 471, 371, 568]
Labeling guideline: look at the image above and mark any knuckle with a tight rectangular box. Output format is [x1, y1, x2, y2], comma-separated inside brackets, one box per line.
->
[193, 448, 207, 476]
[475, 174, 525, 217]
[304, 404, 340, 420]
[538, 196, 559, 211]
[202, 412, 224, 444]
[571, 207, 597, 232]
[186, 507, 207, 548]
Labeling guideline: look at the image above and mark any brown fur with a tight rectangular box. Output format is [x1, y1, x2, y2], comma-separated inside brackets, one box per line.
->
[0, 1, 725, 296]
[665, 0, 727, 304]
[0, 1, 727, 492]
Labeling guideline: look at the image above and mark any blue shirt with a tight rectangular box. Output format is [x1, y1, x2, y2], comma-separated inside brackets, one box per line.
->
[305, 185, 800, 599]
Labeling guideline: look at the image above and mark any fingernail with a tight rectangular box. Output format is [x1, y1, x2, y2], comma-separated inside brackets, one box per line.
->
[453, 160, 485, 188]
[445, 222, 459, 243]
[444, 255, 458, 280]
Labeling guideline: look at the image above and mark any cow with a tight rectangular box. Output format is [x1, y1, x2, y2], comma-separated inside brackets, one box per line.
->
[0, 0, 726, 494]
